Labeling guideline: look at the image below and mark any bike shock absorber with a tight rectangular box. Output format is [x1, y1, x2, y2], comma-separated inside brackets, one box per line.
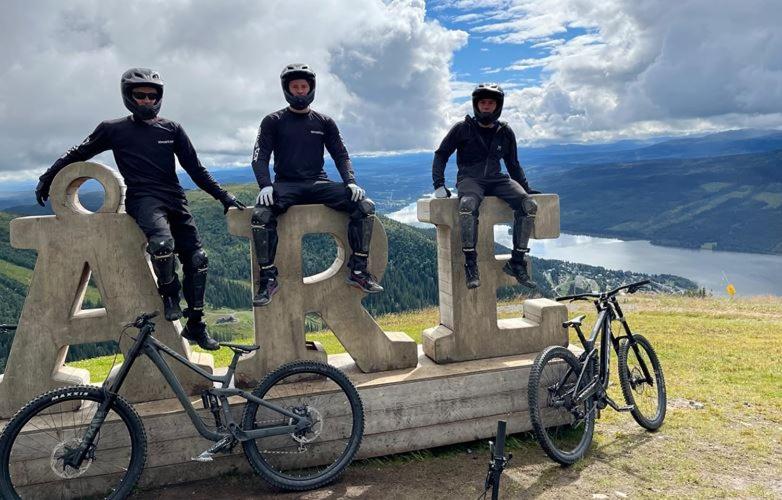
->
[201, 390, 224, 430]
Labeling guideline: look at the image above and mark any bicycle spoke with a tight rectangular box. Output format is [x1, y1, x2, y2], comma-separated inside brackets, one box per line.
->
[1, 388, 145, 499]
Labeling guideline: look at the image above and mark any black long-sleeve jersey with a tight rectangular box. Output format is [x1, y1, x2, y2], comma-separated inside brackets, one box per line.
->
[40, 116, 227, 203]
[432, 115, 531, 191]
[251, 108, 355, 188]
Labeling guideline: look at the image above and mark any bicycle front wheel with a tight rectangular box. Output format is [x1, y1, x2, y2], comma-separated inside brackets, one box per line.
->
[618, 334, 666, 430]
[528, 346, 595, 465]
[0, 386, 147, 499]
[241, 360, 364, 491]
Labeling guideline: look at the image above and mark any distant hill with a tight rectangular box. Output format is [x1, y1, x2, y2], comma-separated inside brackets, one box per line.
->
[533, 149, 782, 254]
[521, 128, 782, 168]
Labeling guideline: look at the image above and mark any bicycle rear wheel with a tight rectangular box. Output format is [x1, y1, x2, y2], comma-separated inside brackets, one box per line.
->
[241, 360, 364, 491]
[618, 335, 666, 430]
[528, 346, 595, 465]
[0, 386, 146, 499]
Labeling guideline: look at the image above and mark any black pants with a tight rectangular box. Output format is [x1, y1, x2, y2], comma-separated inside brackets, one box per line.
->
[456, 176, 536, 262]
[253, 180, 375, 275]
[456, 176, 530, 212]
[126, 196, 206, 311]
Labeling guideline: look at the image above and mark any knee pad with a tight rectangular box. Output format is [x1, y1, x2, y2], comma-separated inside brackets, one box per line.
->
[146, 237, 177, 289]
[459, 196, 479, 215]
[351, 198, 376, 219]
[521, 197, 538, 217]
[146, 237, 175, 257]
[187, 248, 208, 272]
[251, 206, 276, 227]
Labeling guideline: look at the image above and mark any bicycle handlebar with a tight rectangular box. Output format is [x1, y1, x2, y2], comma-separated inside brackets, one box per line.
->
[555, 280, 651, 302]
[126, 311, 159, 329]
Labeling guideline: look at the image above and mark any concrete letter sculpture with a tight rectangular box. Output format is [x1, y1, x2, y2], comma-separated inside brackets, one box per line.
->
[0, 162, 214, 418]
[227, 205, 417, 385]
[417, 195, 568, 363]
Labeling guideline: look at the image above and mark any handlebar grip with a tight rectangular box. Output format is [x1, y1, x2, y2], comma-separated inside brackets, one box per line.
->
[132, 311, 159, 328]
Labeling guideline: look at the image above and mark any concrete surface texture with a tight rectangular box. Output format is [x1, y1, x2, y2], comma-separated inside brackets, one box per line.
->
[4, 348, 551, 497]
[417, 196, 567, 363]
[226, 205, 418, 386]
[0, 162, 215, 419]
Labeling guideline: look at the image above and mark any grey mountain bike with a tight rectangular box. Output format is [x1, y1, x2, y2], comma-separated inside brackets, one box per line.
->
[528, 280, 666, 465]
[0, 312, 364, 498]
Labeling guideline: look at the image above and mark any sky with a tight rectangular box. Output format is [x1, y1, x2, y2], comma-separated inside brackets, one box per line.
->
[2, 0, 782, 182]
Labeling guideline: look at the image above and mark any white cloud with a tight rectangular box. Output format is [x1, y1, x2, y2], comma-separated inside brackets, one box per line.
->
[0, 0, 467, 179]
[447, 0, 782, 143]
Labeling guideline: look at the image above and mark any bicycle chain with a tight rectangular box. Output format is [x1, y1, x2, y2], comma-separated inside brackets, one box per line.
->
[253, 417, 309, 455]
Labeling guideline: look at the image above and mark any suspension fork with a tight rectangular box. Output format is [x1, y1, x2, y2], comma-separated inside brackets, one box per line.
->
[611, 297, 654, 385]
[66, 324, 152, 468]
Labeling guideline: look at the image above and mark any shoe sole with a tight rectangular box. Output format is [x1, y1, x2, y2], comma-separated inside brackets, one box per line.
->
[502, 264, 537, 289]
[181, 333, 220, 351]
[252, 285, 279, 307]
[345, 277, 384, 294]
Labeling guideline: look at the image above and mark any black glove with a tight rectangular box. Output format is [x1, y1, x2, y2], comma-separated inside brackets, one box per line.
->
[35, 180, 51, 207]
[220, 193, 246, 214]
[527, 189, 542, 195]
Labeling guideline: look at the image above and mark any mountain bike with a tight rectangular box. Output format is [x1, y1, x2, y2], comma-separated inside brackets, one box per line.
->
[528, 280, 666, 465]
[0, 312, 364, 498]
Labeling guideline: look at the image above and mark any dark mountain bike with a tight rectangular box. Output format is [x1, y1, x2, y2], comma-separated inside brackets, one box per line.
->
[0, 312, 364, 498]
[528, 280, 666, 465]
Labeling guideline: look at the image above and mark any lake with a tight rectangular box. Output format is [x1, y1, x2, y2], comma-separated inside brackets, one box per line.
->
[388, 201, 782, 297]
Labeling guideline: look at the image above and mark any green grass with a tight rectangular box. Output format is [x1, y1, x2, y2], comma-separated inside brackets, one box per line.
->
[68, 295, 782, 497]
[0, 259, 33, 286]
[0, 258, 102, 305]
[351, 295, 782, 498]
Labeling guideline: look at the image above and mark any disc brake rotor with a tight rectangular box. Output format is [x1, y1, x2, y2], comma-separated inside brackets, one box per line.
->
[51, 439, 92, 479]
[290, 406, 323, 444]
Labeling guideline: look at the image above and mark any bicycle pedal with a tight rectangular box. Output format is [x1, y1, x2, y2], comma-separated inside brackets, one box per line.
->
[605, 396, 634, 412]
[191, 451, 215, 462]
[191, 436, 234, 462]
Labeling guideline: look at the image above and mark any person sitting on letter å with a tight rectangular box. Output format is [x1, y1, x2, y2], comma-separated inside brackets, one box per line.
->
[431, 83, 541, 290]
[35, 68, 246, 350]
[250, 63, 383, 307]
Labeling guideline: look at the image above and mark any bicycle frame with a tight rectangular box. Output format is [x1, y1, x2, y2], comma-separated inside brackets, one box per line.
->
[565, 297, 654, 408]
[69, 320, 310, 468]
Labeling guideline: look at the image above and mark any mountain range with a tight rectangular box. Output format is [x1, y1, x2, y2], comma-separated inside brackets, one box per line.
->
[2, 128, 780, 254]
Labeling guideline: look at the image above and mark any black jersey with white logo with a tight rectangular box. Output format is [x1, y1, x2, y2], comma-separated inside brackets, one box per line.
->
[40, 116, 226, 203]
[251, 108, 355, 187]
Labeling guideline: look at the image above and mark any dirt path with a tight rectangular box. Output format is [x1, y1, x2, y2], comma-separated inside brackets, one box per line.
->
[133, 413, 780, 499]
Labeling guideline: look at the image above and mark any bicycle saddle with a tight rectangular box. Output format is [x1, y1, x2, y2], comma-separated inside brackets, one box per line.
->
[563, 315, 586, 328]
[219, 342, 260, 353]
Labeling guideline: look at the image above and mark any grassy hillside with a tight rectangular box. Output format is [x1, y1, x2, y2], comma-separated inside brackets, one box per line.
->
[138, 294, 782, 498]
